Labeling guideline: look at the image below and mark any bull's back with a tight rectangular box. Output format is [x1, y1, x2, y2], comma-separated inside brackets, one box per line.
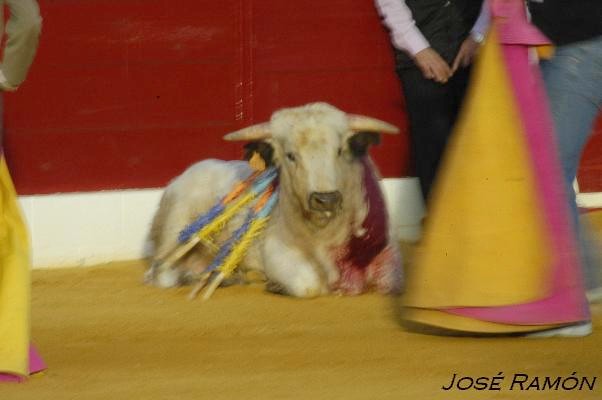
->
[171, 159, 253, 203]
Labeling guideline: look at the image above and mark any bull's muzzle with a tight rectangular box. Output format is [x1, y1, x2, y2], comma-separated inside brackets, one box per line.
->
[308, 191, 342, 212]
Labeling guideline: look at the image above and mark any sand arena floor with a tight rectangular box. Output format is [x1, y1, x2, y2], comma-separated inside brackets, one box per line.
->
[4, 213, 602, 400]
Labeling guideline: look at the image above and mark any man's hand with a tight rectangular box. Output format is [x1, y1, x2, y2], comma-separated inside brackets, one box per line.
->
[452, 36, 480, 73]
[0, 69, 17, 92]
[414, 47, 452, 84]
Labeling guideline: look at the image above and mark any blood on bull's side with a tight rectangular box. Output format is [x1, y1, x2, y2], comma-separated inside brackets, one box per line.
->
[145, 102, 403, 298]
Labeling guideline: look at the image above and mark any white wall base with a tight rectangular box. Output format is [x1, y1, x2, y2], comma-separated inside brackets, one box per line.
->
[577, 192, 602, 209]
[19, 190, 162, 269]
[17, 179, 601, 269]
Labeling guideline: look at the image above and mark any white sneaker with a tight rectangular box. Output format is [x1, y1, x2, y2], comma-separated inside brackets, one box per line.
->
[524, 322, 592, 338]
[586, 287, 602, 303]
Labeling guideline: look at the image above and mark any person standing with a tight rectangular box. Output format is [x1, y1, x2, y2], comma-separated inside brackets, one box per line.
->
[0, 0, 43, 382]
[374, 0, 486, 201]
[528, 0, 602, 298]
[0, 0, 42, 92]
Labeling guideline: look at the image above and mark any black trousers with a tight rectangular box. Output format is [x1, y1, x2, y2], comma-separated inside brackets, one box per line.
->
[398, 66, 471, 203]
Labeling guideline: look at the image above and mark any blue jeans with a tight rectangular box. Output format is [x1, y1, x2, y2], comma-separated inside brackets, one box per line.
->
[540, 35, 602, 290]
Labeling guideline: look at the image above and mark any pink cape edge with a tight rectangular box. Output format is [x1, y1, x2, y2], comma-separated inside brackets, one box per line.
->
[0, 345, 46, 383]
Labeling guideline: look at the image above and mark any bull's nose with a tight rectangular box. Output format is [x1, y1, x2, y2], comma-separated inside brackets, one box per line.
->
[309, 191, 342, 212]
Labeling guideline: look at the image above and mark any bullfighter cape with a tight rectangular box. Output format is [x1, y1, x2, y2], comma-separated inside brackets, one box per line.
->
[402, 4, 590, 333]
[0, 155, 45, 381]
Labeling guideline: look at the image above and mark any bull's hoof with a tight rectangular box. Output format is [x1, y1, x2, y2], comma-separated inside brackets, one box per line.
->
[266, 281, 288, 296]
[288, 282, 322, 298]
[143, 268, 155, 286]
[154, 269, 181, 288]
[265, 280, 322, 298]
[300, 287, 322, 298]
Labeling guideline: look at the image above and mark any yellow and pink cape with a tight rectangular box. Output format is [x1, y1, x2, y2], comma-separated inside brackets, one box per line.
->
[402, 2, 590, 334]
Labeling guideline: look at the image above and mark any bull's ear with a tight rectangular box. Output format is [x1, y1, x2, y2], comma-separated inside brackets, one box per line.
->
[347, 132, 380, 158]
[243, 141, 275, 167]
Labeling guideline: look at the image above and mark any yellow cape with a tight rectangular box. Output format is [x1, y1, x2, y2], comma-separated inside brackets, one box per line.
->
[403, 28, 553, 310]
[0, 156, 30, 376]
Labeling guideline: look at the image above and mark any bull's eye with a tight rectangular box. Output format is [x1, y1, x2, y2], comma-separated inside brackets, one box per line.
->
[286, 152, 296, 162]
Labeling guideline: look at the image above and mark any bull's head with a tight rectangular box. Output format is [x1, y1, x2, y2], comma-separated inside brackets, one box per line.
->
[224, 103, 398, 228]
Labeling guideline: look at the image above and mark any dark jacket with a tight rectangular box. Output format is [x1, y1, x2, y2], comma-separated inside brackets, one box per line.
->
[394, 0, 483, 71]
[528, 0, 602, 46]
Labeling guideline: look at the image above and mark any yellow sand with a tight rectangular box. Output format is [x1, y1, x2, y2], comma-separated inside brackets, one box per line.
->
[0, 257, 598, 399]
[1, 211, 600, 398]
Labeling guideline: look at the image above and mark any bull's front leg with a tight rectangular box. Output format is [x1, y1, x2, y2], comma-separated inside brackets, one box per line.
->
[261, 235, 326, 298]
[313, 246, 340, 289]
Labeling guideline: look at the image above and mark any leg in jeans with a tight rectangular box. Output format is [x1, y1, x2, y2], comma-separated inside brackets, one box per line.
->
[540, 36, 602, 291]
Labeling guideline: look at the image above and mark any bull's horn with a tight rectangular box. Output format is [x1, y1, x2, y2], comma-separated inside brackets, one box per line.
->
[347, 115, 399, 134]
[223, 123, 272, 141]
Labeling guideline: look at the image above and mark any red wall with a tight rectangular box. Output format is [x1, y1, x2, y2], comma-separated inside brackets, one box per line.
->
[579, 118, 602, 192]
[3, 0, 600, 195]
[3, 0, 408, 195]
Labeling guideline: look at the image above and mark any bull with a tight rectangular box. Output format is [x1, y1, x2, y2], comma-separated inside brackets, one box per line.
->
[146, 102, 403, 297]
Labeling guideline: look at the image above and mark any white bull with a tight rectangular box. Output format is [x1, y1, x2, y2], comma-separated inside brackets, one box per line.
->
[146, 102, 403, 297]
